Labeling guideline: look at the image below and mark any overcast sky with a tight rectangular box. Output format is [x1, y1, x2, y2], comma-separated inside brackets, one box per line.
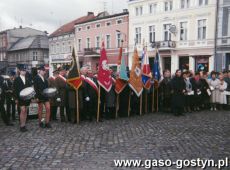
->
[0, 0, 128, 34]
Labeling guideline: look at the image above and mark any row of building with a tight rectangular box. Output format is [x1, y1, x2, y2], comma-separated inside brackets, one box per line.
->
[0, 0, 229, 75]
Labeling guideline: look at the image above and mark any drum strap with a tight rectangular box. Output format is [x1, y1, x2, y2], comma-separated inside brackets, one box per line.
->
[85, 77, 98, 94]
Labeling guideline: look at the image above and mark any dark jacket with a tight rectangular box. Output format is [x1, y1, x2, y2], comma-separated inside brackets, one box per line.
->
[33, 75, 49, 102]
[55, 75, 67, 106]
[13, 75, 32, 106]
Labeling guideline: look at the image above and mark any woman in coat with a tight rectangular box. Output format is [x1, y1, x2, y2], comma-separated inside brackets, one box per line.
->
[218, 73, 227, 109]
[208, 71, 220, 111]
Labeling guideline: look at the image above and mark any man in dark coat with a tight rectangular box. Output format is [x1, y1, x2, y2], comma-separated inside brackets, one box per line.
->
[13, 64, 32, 132]
[55, 66, 70, 122]
[159, 69, 172, 112]
[5, 71, 16, 121]
[190, 72, 204, 111]
[33, 65, 51, 128]
[48, 70, 59, 121]
[81, 66, 98, 121]
[171, 69, 186, 116]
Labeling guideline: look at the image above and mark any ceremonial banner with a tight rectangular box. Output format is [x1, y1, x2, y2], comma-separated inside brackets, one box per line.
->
[97, 42, 112, 92]
[115, 46, 129, 94]
[66, 48, 82, 90]
[141, 47, 151, 89]
[128, 48, 143, 97]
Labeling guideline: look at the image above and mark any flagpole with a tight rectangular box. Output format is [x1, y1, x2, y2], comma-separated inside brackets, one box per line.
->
[76, 90, 80, 124]
[156, 87, 159, 112]
[97, 86, 101, 122]
[128, 90, 131, 117]
[140, 94, 143, 116]
[115, 94, 119, 118]
[151, 83, 155, 113]
[145, 89, 148, 113]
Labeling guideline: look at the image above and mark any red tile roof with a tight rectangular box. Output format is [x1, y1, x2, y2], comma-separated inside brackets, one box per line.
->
[49, 13, 95, 38]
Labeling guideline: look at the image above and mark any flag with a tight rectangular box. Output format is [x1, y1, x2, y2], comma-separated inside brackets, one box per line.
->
[153, 49, 161, 81]
[141, 46, 151, 89]
[97, 42, 112, 92]
[128, 48, 143, 97]
[66, 48, 82, 90]
[115, 47, 129, 94]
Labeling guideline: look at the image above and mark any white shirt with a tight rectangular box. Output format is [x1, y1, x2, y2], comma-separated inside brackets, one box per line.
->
[20, 75, 26, 85]
[39, 74, 44, 82]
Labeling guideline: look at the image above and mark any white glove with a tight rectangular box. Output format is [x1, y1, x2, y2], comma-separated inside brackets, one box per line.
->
[85, 97, 90, 101]
[56, 98, 61, 102]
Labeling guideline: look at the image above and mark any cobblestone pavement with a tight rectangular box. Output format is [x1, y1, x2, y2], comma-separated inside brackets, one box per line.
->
[0, 111, 230, 170]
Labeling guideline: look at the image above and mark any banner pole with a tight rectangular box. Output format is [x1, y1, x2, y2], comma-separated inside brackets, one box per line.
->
[76, 90, 80, 124]
[128, 90, 131, 117]
[115, 94, 119, 118]
[97, 86, 101, 122]
[140, 94, 143, 116]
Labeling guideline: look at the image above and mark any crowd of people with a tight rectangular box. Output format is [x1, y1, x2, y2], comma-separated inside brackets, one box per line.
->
[159, 69, 230, 115]
[0, 63, 230, 132]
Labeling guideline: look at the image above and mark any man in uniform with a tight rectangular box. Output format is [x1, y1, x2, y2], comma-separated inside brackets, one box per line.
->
[48, 69, 59, 121]
[5, 71, 16, 121]
[34, 65, 51, 128]
[55, 66, 70, 122]
[13, 64, 32, 132]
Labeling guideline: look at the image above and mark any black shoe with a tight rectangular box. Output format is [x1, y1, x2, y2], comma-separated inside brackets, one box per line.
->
[45, 123, 52, 128]
[39, 122, 45, 128]
[6, 122, 14, 126]
[20, 126, 28, 132]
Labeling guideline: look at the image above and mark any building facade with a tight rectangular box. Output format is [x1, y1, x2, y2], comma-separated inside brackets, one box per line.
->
[7, 35, 49, 71]
[49, 13, 95, 75]
[0, 26, 47, 73]
[216, 0, 230, 71]
[75, 10, 129, 72]
[128, 0, 217, 74]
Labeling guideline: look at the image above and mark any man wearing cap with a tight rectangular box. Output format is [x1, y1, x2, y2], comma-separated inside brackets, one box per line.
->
[48, 69, 59, 121]
[13, 64, 32, 132]
[34, 65, 51, 128]
[55, 65, 70, 122]
[5, 71, 16, 121]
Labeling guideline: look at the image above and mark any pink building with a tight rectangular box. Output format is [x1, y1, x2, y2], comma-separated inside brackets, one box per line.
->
[75, 10, 129, 72]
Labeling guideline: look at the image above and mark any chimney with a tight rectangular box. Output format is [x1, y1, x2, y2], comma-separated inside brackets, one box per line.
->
[123, 9, 128, 13]
[19, 25, 22, 29]
[87, 12, 94, 16]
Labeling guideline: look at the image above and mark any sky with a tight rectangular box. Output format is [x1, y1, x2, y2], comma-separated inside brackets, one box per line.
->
[0, 0, 128, 34]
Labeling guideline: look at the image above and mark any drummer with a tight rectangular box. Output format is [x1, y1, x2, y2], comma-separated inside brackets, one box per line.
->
[13, 64, 32, 132]
[34, 65, 51, 128]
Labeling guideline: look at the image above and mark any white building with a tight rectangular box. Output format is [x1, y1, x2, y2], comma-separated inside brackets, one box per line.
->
[48, 12, 95, 75]
[128, 0, 217, 74]
[216, 0, 230, 71]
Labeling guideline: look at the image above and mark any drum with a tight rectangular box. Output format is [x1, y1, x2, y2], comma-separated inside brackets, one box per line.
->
[43, 88, 57, 98]
[19, 87, 36, 100]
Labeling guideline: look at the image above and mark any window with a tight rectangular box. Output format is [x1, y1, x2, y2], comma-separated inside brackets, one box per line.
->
[198, 19, 207, 40]
[181, 0, 190, 9]
[86, 38, 91, 49]
[180, 22, 188, 41]
[33, 51, 38, 61]
[95, 36, 100, 49]
[78, 39, 82, 51]
[149, 3, 157, 14]
[116, 33, 122, 48]
[117, 20, 122, 24]
[62, 43, 65, 53]
[106, 22, 111, 26]
[164, 1, 173, 11]
[135, 27, 142, 44]
[199, 0, 208, 6]
[163, 24, 172, 41]
[106, 35, 111, 49]
[149, 25, 155, 43]
[87, 26, 91, 30]
[96, 23, 101, 28]
[78, 27, 81, 32]
[135, 6, 143, 16]
[68, 42, 72, 52]
[56, 43, 60, 53]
